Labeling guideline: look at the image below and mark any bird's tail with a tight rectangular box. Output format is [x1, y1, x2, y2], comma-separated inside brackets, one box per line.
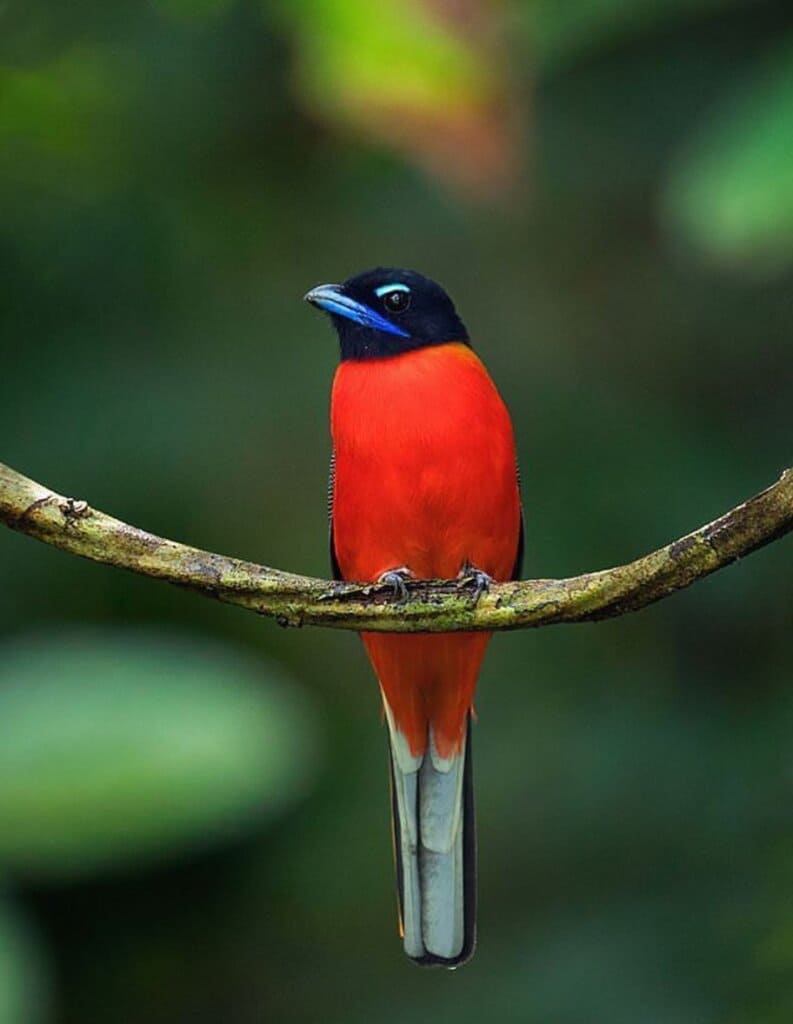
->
[384, 701, 476, 967]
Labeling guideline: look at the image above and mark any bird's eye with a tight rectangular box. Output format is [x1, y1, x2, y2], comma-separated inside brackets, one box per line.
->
[381, 289, 411, 314]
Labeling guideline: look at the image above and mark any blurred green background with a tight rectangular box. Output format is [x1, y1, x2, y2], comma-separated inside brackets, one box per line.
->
[1, 1, 792, 1021]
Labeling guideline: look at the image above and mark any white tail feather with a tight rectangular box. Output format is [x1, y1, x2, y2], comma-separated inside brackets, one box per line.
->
[382, 692, 468, 962]
[419, 731, 466, 958]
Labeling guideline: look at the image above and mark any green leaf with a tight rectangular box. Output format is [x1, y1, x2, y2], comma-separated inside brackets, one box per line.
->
[663, 41, 793, 272]
[0, 629, 319, 879]
[276, 0, 493, 114]
[272, 0, 517, 197]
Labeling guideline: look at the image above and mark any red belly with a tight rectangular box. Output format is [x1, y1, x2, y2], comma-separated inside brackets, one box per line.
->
[331, 343, 521, 756]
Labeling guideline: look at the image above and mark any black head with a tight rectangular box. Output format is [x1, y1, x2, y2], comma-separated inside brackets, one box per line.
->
[304, 267, 469, 361]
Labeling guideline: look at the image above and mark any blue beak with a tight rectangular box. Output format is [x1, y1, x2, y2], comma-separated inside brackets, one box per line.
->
[304, 283, 411, 339]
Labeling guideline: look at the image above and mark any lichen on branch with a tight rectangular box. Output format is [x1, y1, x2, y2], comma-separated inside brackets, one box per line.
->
[0, 461, 791, 633]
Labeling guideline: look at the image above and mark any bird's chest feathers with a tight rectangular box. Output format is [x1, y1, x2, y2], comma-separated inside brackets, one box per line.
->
[332, 345, 492, 490]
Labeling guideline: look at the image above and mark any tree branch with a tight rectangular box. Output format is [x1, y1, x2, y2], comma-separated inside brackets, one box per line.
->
[0, 461, 791, 632]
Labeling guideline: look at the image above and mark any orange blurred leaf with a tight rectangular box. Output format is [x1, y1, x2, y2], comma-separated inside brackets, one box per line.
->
[277, 0, 526, 201]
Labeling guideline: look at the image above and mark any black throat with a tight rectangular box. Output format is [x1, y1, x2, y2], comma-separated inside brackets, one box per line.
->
[336, 323, 469, 361]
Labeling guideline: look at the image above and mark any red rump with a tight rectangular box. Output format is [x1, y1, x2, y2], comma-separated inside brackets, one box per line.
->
[331, 342, 522, 758]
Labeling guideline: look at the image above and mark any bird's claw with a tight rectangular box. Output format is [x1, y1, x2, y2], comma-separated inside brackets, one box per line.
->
[457, 561, 493, 606]
[377, 566, 414, 603]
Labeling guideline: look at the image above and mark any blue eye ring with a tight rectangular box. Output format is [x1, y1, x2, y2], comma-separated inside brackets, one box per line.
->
[374, 283, 410, 297]
[375, 283, 411, 313]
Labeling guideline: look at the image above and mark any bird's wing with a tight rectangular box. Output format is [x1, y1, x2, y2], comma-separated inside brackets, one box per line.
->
[328, 449, 342, 581]
[511, 460, 525, 581]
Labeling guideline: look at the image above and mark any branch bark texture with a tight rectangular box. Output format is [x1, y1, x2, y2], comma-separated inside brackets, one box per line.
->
[1, 461, 791, 633]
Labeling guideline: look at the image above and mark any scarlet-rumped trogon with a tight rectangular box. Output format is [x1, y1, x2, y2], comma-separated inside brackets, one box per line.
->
[305, 268, 523, 967]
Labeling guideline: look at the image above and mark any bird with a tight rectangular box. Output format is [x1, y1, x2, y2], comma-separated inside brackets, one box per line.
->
[305, 268, 523, 967]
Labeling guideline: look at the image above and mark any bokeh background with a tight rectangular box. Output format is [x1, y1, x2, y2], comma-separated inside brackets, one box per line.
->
[1, 1, 792, 1021]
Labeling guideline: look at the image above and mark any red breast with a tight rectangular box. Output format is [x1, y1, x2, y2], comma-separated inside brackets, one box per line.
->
[331, 342, 521, 584]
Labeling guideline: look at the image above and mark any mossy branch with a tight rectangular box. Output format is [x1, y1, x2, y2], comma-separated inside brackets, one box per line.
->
[0, 461, 791, 632]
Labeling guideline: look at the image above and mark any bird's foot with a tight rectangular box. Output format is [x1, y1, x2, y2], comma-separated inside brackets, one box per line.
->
[456, 561, 493, 606]
[377, 566, 414, 603]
